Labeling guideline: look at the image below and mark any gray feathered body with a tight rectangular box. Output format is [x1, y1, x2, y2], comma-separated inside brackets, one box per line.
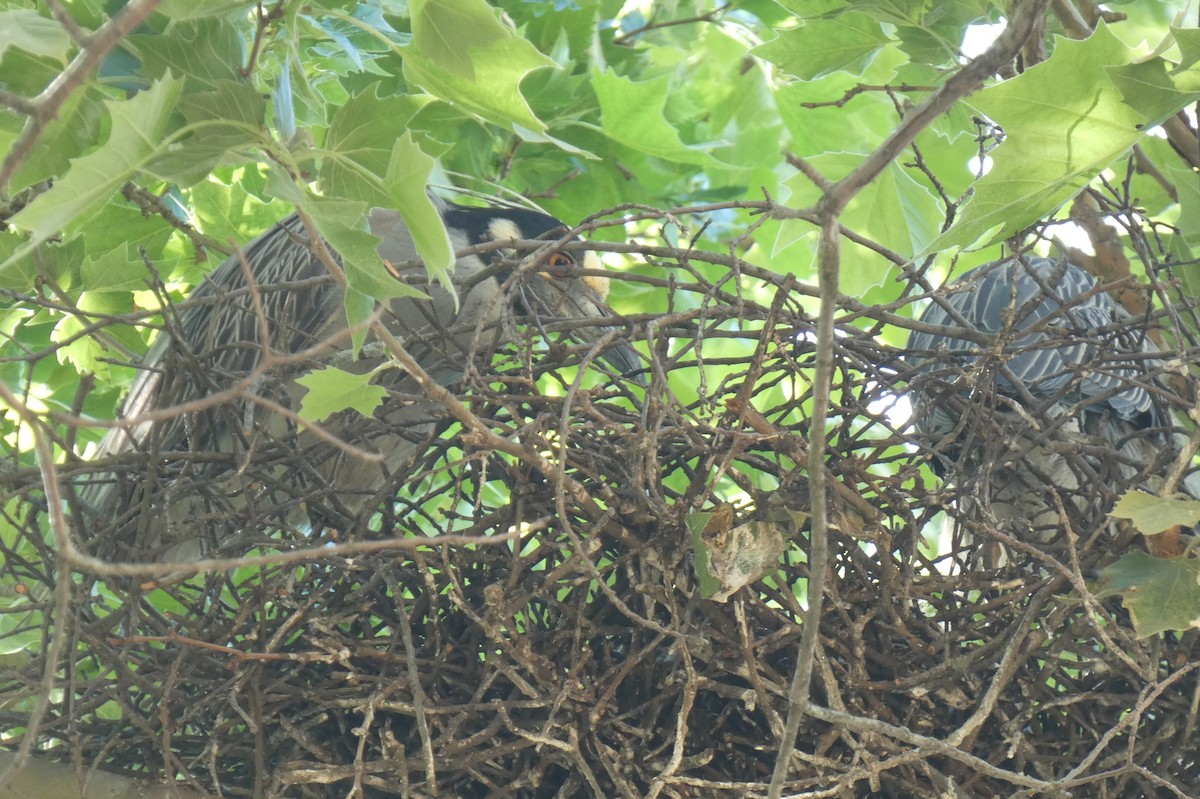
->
[79, 201, 628, 561]
[905, 256, 1197, 550]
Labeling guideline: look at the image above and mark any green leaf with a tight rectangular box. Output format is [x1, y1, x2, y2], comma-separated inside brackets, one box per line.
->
[155, 0, 254, 20]
[80, 244, 182, 294]
[779, 155, 941, 292]
[1172, 26, 1200, 71]
[177, 80, 269, 129]
[1110, 490, 1200, 535]
[5, 75, 186, 270]
[146, 80, 269, 186]
[591, 69, 719, 167]
[684, 510, 724, 600]
[50, 291, 135, 378]
[0, 8, 72, 61]
[301, 190, 431, 350]
[343, 287, 376, 354]
[321, 86, 430, 205]
[1095, 551, 1200, 638]
[305, 196, 395, 300]
[295, 366, 389, 423]
[1108, 57, 1200, 126]
[1168, 161, 1200, 268]
[383, 134, 454, 289]
[126, 18, 245, 89]
[402, 0, 558, 137]
[770, 0, 848, 17]
[0, 232, 38, 290]
[0, 43, 61, 95]
[7, 86, 108, 192]
[84, 197, 177, 250]
[188, 179, 280, 250]
[261, 163, 432, 350]
[926, 24, 1200, 254]
[752, 13, 893, 79]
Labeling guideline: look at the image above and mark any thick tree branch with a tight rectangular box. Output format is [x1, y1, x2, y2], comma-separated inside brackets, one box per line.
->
[768, 2, 1054, 797]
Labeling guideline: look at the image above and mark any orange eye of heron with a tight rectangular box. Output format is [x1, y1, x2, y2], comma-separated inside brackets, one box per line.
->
[545, 251, 576, 276]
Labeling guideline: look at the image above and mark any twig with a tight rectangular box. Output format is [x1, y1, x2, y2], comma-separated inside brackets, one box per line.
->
[0, 383, 74, 784]
[798, 83, 937, 109]
[63, 517, 542, 578]
[44, 0, 93, 47]
[0, 89, 37, 115]
[242, 0, 288, 78]
[612, 4, 728, 45]
[768, 199, 839, 799]
[804, 703, 1054, 789]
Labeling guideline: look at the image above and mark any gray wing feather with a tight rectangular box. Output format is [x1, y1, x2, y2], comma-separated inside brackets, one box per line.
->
[93, 214, 342, 463]
[906, 256, 1154, 430]
[904, 255, 1197, 551]
[80, 202, 501, 558]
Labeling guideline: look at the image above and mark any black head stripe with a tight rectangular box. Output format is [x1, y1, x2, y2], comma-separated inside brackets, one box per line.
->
[441, 204, 570, 248]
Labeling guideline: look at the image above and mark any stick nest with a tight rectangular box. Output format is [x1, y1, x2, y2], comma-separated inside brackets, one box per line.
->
[2, 223, 1199, 798]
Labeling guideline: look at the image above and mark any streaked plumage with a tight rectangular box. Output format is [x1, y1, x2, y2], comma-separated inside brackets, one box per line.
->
[905, 255, 1196, 551]
[79, 198, 637, 561]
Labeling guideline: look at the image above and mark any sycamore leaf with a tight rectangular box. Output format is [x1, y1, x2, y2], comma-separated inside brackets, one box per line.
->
[1169, 161, 1200, 258]
[342, 288, 377, 355]
[781, 154, 941, 259]
[0, 8, 72, 60]
[155, 0, 252, 21]
[49, 288, 151, 379]
[1109, 57, 1200, 125]
[80, 243, 182, 294]
[403, 0, 556, 137]
[5, 75, 185, 272]
[9, 87, 108, 191]
[685, 509, 725, 600]
[1095, 551, 1200, 638]
[1110, 490, 1200, 535]
[926, 24, 1200, 254]
[149, 80, 269, 186]
[384, 134, 454, 291]
[1174, 27, 1200, 71]
[0, 232, 38, 290]
[295, 366, 389, 423]
[591, 70, 719, 167]
[321, 86, 431, 205]
[752, 12, 893, 80]
[304, 196, 412, 302]
[258, 171, 431, 353]
[315, 125, 452, 306]
[126, 17, 244, 89]
[305, 192, 433, 351]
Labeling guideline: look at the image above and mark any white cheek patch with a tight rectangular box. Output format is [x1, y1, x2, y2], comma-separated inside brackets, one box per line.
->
[487, 218, 524, 248]
[581, 251, 610, 299]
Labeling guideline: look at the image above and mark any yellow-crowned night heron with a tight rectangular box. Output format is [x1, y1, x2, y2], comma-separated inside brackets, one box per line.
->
[80, 197, 639, 561]
[905, 255, 1197, 558]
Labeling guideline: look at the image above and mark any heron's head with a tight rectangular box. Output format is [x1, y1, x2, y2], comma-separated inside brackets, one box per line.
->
[441, 204, 641, 382]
